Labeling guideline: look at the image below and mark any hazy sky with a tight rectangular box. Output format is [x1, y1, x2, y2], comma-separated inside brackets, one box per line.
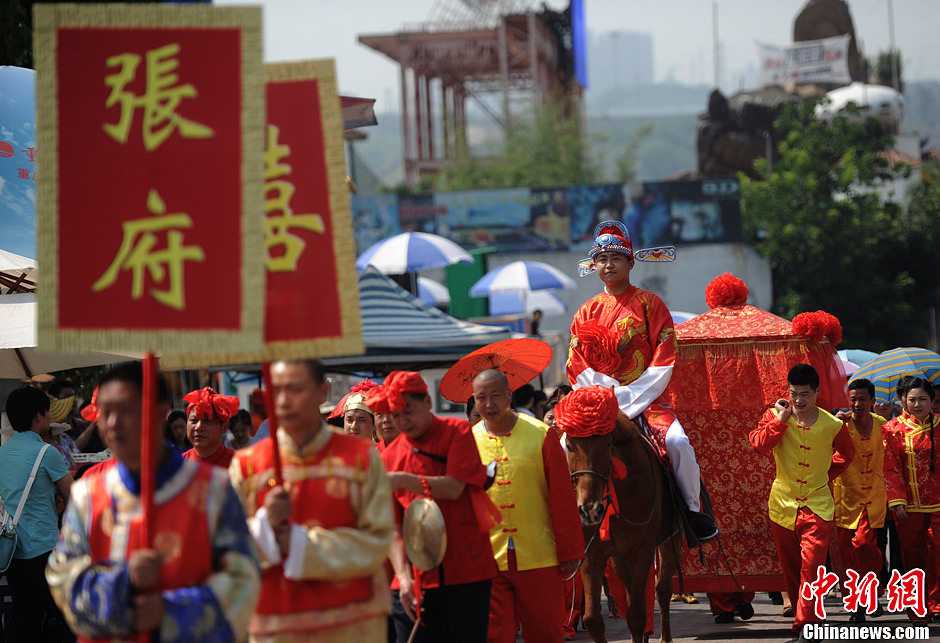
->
[219, 0, 939, 106]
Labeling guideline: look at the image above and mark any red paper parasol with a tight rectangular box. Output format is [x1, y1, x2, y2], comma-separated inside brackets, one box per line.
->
[439, 338, 552, 403]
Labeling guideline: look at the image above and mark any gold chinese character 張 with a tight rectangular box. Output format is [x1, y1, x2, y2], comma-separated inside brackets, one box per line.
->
[103, 43, 214, 151]
[92, 189, 205, 310]
[264, 124, 324, 272]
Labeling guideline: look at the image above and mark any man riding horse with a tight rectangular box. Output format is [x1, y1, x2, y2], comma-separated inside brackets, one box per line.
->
[567, 220, 718, 543]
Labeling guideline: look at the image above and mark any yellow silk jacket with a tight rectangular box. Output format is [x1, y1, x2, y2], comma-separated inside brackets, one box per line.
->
[751, 408, 853, 530]
[832, 414, 887, 529]
[473, 414, 559, 572]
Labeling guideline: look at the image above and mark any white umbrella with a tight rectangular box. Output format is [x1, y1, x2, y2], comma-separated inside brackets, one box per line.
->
[417, 277, 451, 307]
[0, 293, 136, 379]
[0, 248, 37, 293]
[470, 261, 576, 297]
[489, 290, 568, 316]
[671, 311, 697, 325]
[356, 232, 473, 274]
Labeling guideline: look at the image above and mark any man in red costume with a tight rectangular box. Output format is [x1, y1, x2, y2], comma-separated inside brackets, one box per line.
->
[471, 369, 583, 642]
[750, 363, 854, 634]
[46, 362, 261, 641]
[229, 359, 394, 642]
[370, 371, 498, 643]
[567, 220, 717, 542]
[182, 386, 240, 469]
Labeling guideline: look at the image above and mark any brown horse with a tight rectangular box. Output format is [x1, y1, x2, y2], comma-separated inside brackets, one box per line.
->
[566, 413, 683, 643]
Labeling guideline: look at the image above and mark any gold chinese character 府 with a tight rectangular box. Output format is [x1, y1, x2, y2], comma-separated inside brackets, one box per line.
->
[93, 189, 205, 310]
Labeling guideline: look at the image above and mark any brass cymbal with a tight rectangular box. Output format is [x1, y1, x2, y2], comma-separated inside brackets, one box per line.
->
[402, 497, 447, 571]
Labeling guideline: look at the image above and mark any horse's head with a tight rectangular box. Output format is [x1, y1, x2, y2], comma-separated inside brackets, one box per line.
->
[566, 432, 614, 526]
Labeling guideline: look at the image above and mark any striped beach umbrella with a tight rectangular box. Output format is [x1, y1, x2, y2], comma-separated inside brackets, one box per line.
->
[356, 232, 473, 274]
[850, 347, 940, 404]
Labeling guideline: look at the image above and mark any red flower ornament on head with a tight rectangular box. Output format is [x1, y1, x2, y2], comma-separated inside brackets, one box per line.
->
[379, 371, 429, 413]
[575, 320, 621, 376]
[705, 273, 749, 309]
[365, 385, 391, 415]
[554, 385, 620, 438]
[183, 387, 240, 423]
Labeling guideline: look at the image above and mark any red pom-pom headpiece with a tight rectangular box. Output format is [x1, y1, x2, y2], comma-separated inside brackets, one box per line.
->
[328, 380, 380, 421]
[554, 385, 620, 438]
[183, 387, 240, 424]
[705, 273, 749, 308]
[792, 311, 842, 346]
[81, 387, 99, 422]
[364, 372, 428, 414]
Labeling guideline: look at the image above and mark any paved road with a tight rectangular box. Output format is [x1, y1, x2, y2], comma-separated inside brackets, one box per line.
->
[568, 593, 937, 642]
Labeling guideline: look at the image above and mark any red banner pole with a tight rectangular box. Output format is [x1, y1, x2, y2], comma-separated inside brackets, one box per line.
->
[140, 353, 157, 643]
[141, 353, 157, 548]
[261, 361, 283, 486]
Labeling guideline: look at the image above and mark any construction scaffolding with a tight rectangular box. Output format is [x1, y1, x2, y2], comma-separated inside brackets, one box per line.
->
[359, 1, 582, 186]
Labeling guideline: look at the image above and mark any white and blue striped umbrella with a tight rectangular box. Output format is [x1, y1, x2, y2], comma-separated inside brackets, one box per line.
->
[489, 290, 568, 316]
[850, 347, 940, 405]
[470, 261, 576, 297]
[417, 277, 451, 307]
[356, 232, 473, 274]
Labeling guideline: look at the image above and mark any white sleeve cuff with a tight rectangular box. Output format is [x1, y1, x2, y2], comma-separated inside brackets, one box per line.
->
[575, 368, 619, 390]
[614, 386, 643, 419]
[282, 524, 308, 580]
[251, 507, 283, 565]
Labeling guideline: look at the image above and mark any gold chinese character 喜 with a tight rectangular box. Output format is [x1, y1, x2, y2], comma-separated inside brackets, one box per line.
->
[103, 43, 214, 151]
[92, 189, 205, 309]
[264, 124, 324, 272]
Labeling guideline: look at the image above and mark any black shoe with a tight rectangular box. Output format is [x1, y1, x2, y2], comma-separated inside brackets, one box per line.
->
[689, 512, 719, 542]
[770, 591, 783, 605]
[870, 604, 884, 618]
[849, 611, 866, 623]
[737, 602, 754, 621]
[714, 612, 734, 624]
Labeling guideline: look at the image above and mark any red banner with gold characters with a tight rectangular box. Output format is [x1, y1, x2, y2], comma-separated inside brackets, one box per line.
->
[34, 4, 264, 365]
[256, 60, 362, 360]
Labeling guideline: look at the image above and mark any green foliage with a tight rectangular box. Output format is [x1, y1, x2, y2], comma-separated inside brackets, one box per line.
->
[871, 50, 903, 92]
[0, 0, 32, 67]
[438, 101, 600, 191]
[740, 99, 938, 350]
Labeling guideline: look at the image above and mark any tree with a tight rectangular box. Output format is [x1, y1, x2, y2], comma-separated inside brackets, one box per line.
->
[871, 50, 903, 92]
[438, 101, 600, 191]
[740, 99, 937, 350]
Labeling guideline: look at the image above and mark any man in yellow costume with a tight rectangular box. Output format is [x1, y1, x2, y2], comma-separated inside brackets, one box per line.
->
[750, 363, 854, 634]
[470, 369, 583, 642]
[833, 378, 887, 622]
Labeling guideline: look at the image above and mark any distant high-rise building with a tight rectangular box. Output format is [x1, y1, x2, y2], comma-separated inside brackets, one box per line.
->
[589, 30, 654, 94]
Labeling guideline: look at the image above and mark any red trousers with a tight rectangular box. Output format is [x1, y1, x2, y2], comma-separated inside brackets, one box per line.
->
[837, 509, 883, 588]
[707, 591, 755, 614]
[488, 549, 566, 643]
[895, 511, 940, 619]
[562, 571, 583, 637]
[770, 507, 833, 631]
[605, 559, 655, 636]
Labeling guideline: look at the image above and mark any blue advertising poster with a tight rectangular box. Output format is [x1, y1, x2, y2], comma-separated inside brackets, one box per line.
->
[626, 178, 741, 247]
[435, 187, 569, 252]
[351, 193, 401, 254]
[567, 183, 626, 252]
[0, 67, 37, 259]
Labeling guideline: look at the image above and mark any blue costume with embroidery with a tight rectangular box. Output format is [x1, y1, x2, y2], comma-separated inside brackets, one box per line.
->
[46, 449, 260, 642]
